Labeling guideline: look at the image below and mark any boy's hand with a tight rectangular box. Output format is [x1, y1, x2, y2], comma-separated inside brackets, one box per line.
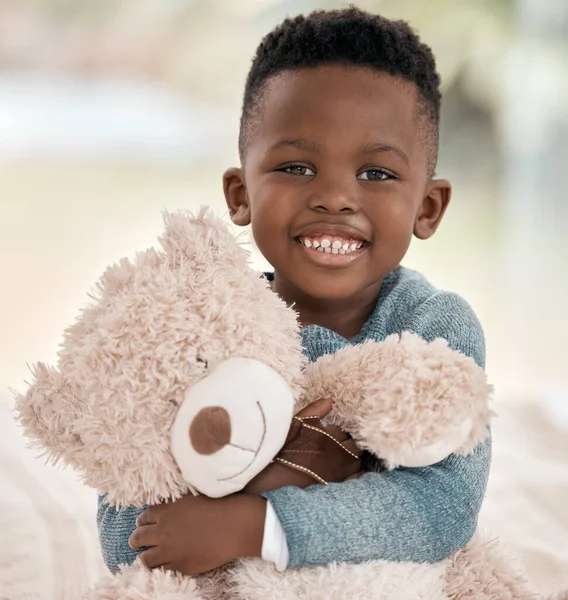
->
[129, 493, 266, 576]
[244, 396, 363, 494]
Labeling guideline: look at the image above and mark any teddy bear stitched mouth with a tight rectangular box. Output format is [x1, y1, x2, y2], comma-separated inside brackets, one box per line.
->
[216, 401, 267, 482]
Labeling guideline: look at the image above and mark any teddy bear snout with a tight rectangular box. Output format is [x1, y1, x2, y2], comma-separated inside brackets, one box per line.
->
[169, 357, 296, 498]
[189, 406, 232, 455]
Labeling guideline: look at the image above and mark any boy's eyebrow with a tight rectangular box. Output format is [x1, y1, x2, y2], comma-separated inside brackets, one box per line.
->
[269, 138, 409, 164]
[361, 142, 409, 165]
[269, 138, 324, 154]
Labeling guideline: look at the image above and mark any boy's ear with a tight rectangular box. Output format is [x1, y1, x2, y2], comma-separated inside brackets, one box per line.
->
[414, 178, 452, 240]
[223, 167, 251, 227]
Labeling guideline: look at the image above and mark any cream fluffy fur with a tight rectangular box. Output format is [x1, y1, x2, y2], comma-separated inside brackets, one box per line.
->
[14, 211, 560, 599]
[304, 335, 492, 469]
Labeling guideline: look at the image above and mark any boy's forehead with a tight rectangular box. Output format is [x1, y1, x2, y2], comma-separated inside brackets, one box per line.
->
[251, 65, 425, 160]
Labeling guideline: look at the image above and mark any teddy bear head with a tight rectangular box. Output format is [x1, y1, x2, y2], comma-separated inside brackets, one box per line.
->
[15, 210, 306, 507]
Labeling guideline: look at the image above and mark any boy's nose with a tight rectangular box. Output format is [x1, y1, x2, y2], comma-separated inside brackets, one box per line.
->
[308, 177, 359, 213]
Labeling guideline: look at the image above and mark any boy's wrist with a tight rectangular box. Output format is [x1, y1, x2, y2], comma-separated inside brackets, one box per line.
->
[229, 494, 267, 560]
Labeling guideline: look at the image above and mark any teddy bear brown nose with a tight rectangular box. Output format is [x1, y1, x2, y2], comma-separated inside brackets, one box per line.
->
[189, 406, 232, 455]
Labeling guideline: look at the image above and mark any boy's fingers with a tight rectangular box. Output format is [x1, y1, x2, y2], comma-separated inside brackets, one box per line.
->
[139, 547, 168, 570]
[321, 424, 350, 443]
[340, 438, 362, 459]
[129, 524, 157, 550]
[136, 508, 156, 527]
[295, 395, 333, 419]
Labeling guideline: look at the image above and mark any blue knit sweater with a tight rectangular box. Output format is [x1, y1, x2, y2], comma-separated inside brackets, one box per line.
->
[97, 266, 491, 572]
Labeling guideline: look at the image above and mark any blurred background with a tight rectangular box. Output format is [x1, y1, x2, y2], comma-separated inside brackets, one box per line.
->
[0, 0, 566, 597]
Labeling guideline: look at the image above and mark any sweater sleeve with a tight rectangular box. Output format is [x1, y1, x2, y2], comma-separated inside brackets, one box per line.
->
[96, 495, 145, 573]
[262, 291, 492, 569]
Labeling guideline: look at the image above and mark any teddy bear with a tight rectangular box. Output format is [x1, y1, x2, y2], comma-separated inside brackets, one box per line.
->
[14, 209, 565, 600]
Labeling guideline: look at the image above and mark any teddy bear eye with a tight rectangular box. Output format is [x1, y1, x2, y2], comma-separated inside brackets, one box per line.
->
[196, 356, 208, 369]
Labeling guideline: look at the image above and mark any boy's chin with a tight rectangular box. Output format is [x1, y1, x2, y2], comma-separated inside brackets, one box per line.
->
[292, 271, 374, 303]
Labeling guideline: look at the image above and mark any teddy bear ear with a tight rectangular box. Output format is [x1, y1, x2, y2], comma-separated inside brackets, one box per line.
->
[93, 249, 163, 300]
[13, 362, 84, 468]
[159, 208, 249, 272]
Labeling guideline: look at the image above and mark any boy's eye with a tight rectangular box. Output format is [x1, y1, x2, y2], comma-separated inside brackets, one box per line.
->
[280, 165, 316, 176]
[357, 168, 394, 181]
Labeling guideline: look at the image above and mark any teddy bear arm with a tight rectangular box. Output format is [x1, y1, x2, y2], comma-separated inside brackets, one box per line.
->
[300, 342, 384, 434]
[303, 334, 492, 469]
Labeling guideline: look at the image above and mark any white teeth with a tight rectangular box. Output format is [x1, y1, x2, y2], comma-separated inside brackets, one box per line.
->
[299, 235, 365, 254]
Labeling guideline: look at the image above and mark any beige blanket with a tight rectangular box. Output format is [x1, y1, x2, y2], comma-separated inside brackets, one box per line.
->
[480, 401, 568, 594]
[0, 395, 106, 599]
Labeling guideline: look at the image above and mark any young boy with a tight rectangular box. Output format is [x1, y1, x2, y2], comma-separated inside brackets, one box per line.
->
[98, 7, 491, 576]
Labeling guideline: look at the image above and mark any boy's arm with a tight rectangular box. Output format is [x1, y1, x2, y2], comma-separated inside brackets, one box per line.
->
[263, 290, 491, 568]
[98, 437, 490, 574]
[263, 437, 491, 568]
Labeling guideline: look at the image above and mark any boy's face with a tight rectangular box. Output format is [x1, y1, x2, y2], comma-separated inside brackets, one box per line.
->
[224, 65, 450, 302]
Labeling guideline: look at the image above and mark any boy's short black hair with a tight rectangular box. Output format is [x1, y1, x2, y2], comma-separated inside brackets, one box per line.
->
[239, 6, 441, 174]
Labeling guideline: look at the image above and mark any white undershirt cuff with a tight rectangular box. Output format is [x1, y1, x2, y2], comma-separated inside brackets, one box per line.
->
[261, 499, 289, 571]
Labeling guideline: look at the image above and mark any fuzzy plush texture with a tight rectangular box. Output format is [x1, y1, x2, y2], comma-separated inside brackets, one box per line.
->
[84, 562, 207, 600]
[444, 534, 540, 599]
[444, 536, 567, 600]
[225, 556, 450, 600]
[302, 334, 492, 468]
[14, 211, 557, 599]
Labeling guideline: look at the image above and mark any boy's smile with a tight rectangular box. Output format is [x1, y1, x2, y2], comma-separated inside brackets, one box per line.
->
[224, 64, 451, 336]
[294, 222, 370, 267]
